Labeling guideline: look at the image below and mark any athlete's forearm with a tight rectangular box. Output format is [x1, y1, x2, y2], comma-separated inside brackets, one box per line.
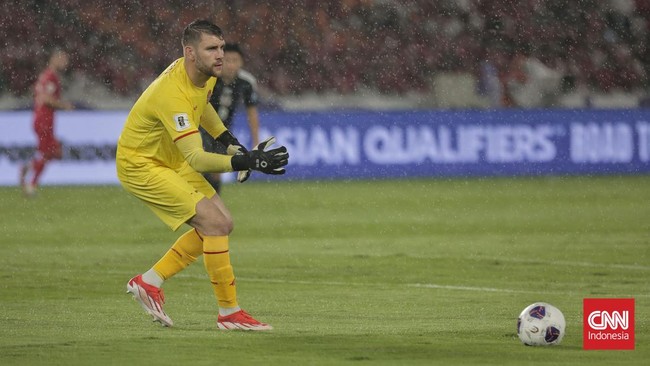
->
[175, 131, 234, 173]
[185, 149, 234, 173]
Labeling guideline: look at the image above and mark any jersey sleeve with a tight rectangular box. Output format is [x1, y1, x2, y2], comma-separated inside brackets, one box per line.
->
[157, 94, 201, 144]
[200, 103, 228, 139]
[155, 94, 234, 173]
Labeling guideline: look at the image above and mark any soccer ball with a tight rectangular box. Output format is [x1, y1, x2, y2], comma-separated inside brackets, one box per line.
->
[517, 302, 566, 346]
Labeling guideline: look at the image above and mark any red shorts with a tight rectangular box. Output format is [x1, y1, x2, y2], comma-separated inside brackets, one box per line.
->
[35, 125, 61, 159]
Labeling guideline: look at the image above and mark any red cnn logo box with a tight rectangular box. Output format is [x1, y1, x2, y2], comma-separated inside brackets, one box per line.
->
[583, 298, 635, 350]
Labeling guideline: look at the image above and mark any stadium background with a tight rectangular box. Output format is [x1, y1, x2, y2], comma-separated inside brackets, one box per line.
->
[1, 0, 649, 184]
[1, 1, 649, 365]
[1, 0, 649, 110]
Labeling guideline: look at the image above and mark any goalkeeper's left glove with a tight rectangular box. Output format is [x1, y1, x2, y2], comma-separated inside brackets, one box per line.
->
[231, 136, 289, 175]
[236, 167, 252, 183]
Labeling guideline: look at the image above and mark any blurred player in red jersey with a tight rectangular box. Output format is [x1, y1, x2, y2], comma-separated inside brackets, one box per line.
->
[20, 49, 75, 196]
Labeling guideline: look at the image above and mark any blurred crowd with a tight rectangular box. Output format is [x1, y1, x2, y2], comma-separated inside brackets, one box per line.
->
[1, 0, 649, 107]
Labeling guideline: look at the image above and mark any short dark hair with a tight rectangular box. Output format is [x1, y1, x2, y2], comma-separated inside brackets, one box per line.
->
[182, 20, 224, 47]
[224, 43, 244, 57]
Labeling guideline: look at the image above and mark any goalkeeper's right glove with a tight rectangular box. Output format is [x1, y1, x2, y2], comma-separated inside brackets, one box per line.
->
[216, 131, 253, 182]
[231, 136, 289, 175]
[216, 130, 248, 156]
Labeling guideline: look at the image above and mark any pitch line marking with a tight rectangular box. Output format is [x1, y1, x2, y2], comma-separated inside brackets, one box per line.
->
[265, 250, 650, 271]
[476, 258, 650, 271]
[173, 273, 649, 297]
[233, 276, 524, 293]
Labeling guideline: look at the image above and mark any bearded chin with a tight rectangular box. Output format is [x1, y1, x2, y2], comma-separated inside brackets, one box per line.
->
[198, 62, 217, 78]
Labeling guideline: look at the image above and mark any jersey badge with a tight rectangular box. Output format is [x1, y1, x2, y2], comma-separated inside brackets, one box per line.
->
[173, 113, 191, 131]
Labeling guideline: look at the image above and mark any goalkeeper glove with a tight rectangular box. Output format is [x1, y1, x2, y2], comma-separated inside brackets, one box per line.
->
[235, 135, 290, 182]
[227, 145, 252, 183]
[216, 130, 253, 182]
[231, 136, 289, 175]
[216, 130, 248, 155]
[237, 168, 252, 183]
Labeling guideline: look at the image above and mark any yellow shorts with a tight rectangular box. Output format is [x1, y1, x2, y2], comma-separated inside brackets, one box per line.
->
[117, 159, 216, 231]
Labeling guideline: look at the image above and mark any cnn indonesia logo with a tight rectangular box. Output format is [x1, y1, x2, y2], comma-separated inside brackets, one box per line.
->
[583, 298, 635, 350]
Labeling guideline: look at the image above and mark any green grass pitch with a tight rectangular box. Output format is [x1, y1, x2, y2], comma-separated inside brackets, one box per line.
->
[0, 176, 648, 365]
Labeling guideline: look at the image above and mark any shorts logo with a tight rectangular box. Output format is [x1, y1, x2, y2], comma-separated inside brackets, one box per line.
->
[583, 298, 634, 350]
[173, 113, 191, 132]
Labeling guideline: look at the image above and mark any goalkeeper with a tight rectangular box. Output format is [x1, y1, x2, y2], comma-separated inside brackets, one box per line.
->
[116, 19, 288, 330]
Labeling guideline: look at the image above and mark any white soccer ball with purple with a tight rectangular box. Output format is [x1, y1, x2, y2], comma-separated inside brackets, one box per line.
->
[517, 302, 566, 346]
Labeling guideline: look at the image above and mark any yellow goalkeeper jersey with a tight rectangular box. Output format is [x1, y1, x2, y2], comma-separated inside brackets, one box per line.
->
[117, 58, 226, 170]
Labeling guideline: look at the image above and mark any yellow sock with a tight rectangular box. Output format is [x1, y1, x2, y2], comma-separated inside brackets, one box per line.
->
[152, 228, 203, 280]
[203, 235, 238, 308]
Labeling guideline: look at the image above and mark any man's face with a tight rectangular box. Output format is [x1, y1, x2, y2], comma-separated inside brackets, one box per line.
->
[193, 34, 225, 78]
[222, 51, 243, 79]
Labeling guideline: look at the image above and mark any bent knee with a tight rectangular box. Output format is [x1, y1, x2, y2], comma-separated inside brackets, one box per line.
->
[192, 197, 234, 236]
[221, 217, 234, 235]
[200, 216, 233, 236]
